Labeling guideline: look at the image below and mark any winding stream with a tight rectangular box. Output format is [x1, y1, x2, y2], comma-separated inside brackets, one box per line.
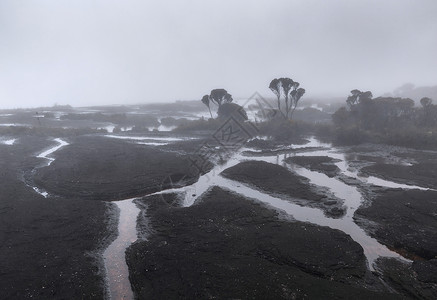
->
[29, 138, 69, 197]
[27, 136, 432, 298]
[103, 198, 140, 300]
[155, 137, 432, 270]
[37, 138, 69, 166]
[30, 138, 141, 299]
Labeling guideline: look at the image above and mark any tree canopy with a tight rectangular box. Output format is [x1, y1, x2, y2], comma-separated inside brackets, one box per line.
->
[269, 77, 305, 120]
[200, 89, 234, 119]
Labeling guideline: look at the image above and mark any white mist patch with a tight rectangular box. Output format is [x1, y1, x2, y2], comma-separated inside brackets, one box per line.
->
[104, 198, 140, 300]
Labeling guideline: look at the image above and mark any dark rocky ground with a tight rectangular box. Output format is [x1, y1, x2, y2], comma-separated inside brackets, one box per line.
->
[126, 188, 401, 299]
[284, 155, 341, 177]
[0, 136, 116, 299]
[376, 258, 437, 299]
[2, 106, 437, 299]
[354, 188, 437, 298]
[0, 130, 213, 299]
[345, 143, 437, 188]
[356, 189, 437, 260]
[347, 144, 437, 298]
[361, 163, 437, 189]
[242, 146, 329, 157]
[34, 135, 209, 201]
[221, 160, 345, 217]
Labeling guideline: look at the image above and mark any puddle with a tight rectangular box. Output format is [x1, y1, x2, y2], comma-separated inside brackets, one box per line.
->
[104, 135, 187, 142]
[98, 125, 116, 133]
[149, 125, 178, 131]
[1, 138, 16, 145]
[0, 123, 29, 127]
[104, 198, 140, 300]
[136, 142, 169, 146]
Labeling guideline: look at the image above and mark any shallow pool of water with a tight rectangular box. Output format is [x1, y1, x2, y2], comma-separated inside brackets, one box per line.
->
[1, 138, 16, 145]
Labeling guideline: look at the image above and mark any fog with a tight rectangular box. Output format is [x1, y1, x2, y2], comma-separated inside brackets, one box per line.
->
[1, 0, 436, 109]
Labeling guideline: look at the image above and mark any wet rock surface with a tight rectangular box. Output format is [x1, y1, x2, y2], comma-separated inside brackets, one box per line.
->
[243, 146, 328, 157]
[412, 259, 437, 284]
[221, 160, 345, 217]
[285, 155, 341, 177]
[361, 163, 437, 189]
[245, 137, 308, 150]
[355, 189, 437, 260]
[127, 187, 398, 299]
[34, 136, 207, 200]
[0, 136, 114, 299]
[345, 143, 437, 188]
[376, 258, 437, 299]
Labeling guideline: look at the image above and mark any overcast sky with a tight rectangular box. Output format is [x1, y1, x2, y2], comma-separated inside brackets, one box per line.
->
[1, 0, 436, 108]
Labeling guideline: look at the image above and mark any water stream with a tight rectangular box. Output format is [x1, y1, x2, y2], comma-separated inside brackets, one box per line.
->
[27, 136, 432, 298]
[28, 138, 70, 197]
[155, 137, 432, 270]
[29, 138, 141, 299]
[37, 138, 70, 166]
[103, 198, 140, 300]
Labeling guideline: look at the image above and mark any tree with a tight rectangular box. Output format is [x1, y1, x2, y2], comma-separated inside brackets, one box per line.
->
[419, 97, 436, 127]
[289, 85, 306, 120]
[269, 77, 305, 120]
[269, 78, 281, 112]
[200, 89, 234, 118]
[209, 89, 233, 107]
[346, 89, 373, 110]
[201, 94, 213, 118]
[420, 97, 433, 108]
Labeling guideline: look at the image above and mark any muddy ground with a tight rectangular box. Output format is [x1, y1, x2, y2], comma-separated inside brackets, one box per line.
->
[127, 188, 401, 299]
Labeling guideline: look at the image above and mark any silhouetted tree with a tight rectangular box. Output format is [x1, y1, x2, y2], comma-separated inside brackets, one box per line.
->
[420, 97, 433, 108]
[201, 94, 213, 118]
[269, 78, 283, 113]
[346, 89, 373, 110]
[210, 89, 233, 107]
[289, 84, 306, 120]
[200, 89, 234, 118]
[269, 77, 305, 120]
[419, 97, 436, 127]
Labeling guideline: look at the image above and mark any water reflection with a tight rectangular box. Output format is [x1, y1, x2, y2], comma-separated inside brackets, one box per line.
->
[104, 199, 140, 300]
[154, 137, 423, 270]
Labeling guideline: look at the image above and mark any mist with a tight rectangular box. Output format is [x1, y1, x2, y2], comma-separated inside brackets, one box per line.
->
[1, 0, 437, 109]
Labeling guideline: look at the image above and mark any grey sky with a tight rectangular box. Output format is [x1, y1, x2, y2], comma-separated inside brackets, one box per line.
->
[1, 0, 436, 108]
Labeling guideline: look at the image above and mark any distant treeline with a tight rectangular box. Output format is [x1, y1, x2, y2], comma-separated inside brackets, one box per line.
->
[331, 90, 437, 147]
